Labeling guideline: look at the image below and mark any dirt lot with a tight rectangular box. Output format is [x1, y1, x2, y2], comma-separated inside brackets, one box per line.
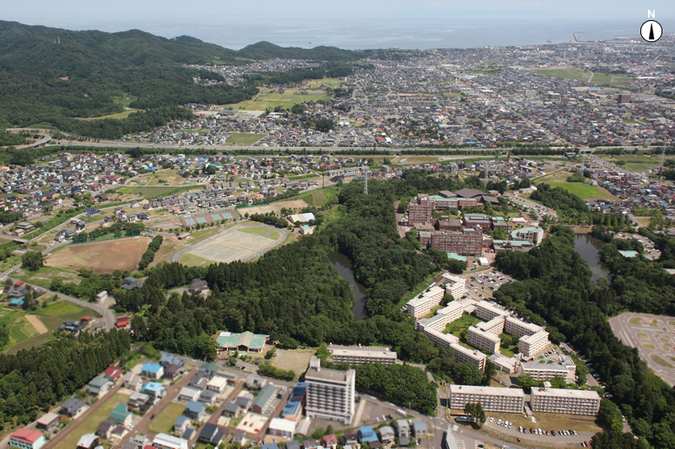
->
[236, 199, 309, 216]
[47, 237, 151, 273]
[272, 348, 315, 373]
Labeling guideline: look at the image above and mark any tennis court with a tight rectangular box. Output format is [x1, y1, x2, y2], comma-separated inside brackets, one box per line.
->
[180, 210, 235, 227]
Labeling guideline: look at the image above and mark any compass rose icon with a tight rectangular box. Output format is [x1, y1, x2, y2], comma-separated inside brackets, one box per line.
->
[640, 20, 663, 42]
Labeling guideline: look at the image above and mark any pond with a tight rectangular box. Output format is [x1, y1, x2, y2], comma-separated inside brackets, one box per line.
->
[327, 252, 368, 320]
[574, 234, 611, 284]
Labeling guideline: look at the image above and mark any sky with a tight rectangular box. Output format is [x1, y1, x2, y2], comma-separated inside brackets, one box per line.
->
[2, 0, 673, 49]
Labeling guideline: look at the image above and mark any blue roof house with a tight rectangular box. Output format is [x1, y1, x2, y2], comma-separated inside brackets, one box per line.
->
[141, 382, 165, 398]
[174, 415, 190, 436]
[358, 427, 378, 443]
[185, 401, 206, 421]
[141, 363, 164, 379]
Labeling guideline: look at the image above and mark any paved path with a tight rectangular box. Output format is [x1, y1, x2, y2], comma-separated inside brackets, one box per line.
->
[25, 315, 48, 334]
[43, 381, 124, 449]
[114, 368, 198, 448]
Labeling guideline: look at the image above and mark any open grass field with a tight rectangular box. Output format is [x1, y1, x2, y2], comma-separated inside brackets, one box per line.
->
[80, 110, 137, 120]
[181, 225, 284, 264]
[37, 308, 99, 331]
[240, 227, 280, 240]
[295, 186, 339, 208]
[47, 237, 151, 273]
[179, 253, 214, 268]
[54, 392, 130, 449]
[149, 401, 186, 434]
[0, 310, 39, 352]
[5, 332, 53, 355]
[598, 155, 665, 173]
[225, 133, 265, 146]
[537, 181, 612, 199]
[39, 301, 81, 316]
[528, 68, 633, 87]
[308, 77, 343, 88]
[444, 313, 481, 337]
[13, 266, 81, 289]
[226, 88, 331, 111]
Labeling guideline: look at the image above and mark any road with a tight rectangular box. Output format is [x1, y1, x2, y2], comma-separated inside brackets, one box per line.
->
[115, 368, 199, 448]
[42, 380, 124, 449]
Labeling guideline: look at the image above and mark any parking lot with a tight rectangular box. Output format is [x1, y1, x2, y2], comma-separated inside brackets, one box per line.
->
[462, 271, 515, 303]
[484, 415, 599, 447]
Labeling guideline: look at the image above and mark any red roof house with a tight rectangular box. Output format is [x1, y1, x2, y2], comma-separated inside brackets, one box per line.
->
[104, 366, 122, 381]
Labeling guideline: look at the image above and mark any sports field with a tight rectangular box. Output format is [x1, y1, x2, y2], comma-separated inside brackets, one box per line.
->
[227, 88, 331, 110]
[542, 181, 612, 199]
[528, 68, 632, 87]
[225, 133, 265, 146]
[180, 210, 235, 227]
[180, 225, 285, 264]
[47, 237, 151, 273]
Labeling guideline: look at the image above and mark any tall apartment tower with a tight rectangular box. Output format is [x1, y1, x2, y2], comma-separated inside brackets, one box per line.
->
[305, 357, 356, 424]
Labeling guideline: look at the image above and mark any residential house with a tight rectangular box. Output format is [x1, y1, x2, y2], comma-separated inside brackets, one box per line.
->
[322, 435, 339, 448]
[141, 382, 165, 398]
[251, 384, 276, 414]
[412, 420, 428, 437]
[198, 390, 218, 405]
[76, 434, 98, 449]
[104, 366, 122, 381]
[185, 401, 206, 421]
[159, 353, 184, 367]
[179, 387, 201, 403]
[109, 402, 133, 428]
[35, 413, 60, 432]
[60, 397, 85, 417]
[358, 427, 378, 444]
[97, 420, 116, 439]
[198, 423, 227, 446]
[188, 279, 209, 296]
[123, 372, 142, 391]
[222, 402, 241, 419]
[164, 364, 182, 380]
[174, 416, 190, 437]
[379, 426, 395, 444]
[86, 376, 113, 397]
[9, 429, 46, 449]
[267, 418, 296, 439]
[141, 363, 164, 379]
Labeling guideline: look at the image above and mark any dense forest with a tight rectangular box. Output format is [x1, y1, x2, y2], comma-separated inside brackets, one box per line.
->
[494, 227, 675, 448]
[0, 330, 131, 429]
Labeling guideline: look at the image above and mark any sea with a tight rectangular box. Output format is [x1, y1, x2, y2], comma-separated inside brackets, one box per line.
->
[135, 18, 640, 50]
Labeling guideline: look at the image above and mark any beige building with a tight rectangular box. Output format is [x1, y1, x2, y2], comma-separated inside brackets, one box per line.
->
[488, 353, 519, 374]
[521, 356, 576, 383]
[476, 316, 505, 335]
[467, 326, 501, 354]
[449, 385, 525, 413]
[328, 345, 397, 365]
[442, 273, 466, 299]
[416, 301, 464, 332]
[530, 384, 601, 416]
[475, 301, 509, 321]
[505, 316, 542, 337]
[305, 357, 355, 424]
[420, 326, 459, 349]
[449, 343, 487, 371]
[519, 330, 551, 360]
[407, 286, 445, 318]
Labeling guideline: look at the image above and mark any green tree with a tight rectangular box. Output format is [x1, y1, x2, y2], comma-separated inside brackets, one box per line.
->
[22, 251, 44, 271]
[464, 402, 486, 426]
[599, 399, 624, 433]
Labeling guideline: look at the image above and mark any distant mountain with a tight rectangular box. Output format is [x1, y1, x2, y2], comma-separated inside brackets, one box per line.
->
[237, 41, 365, 62]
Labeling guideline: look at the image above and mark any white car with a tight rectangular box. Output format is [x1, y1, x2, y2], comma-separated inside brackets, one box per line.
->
[490, 417, 494, 423]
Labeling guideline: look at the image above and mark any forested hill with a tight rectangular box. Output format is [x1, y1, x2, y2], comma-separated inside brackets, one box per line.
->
[237, 41, 365, 61]
[0, 21, 365, 139]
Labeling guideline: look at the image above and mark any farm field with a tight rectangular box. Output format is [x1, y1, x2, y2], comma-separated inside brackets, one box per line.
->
[537, 181, 612, 199]
[236, 199, 309, 216]
[47, 237, 151, 273]
[225, 133, 265, 146]
[528, 68, 633, 87]
[0, 310, 39, 352]
[226, 88, 331, 111]
[13, 266, 81, 289]
[54, 392, 130, 449]
[295, 186, 339, 208]
[598, 155, 666, 172]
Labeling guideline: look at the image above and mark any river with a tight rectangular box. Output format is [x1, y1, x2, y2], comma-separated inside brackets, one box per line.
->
[327, 252, 368, 321]
[574, 234, 611, 284]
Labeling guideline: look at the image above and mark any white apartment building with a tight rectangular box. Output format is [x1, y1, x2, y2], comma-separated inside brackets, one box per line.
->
[476, 316, 505, 335]
[305, 357, 355, 424]
[328, 345, 397, 365]
[519, 330, 551, 360]
[530, 385, 601, 416]
[467, 327, 501, 354]
[475, 301, 509, 321]
[442, 273, 466, 299]
[449, 343, 487, 371]
[416, 302, 464, 332]
[521, 356, 576, 383]
[448, 385, 525, 413]
[407, 286, 445, 318]
[504, 316, 542, 337]
[420, 326, 459, 349]
[488, 353, 519, 374]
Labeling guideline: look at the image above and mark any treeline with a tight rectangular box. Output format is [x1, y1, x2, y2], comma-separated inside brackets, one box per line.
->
[244, 63, 354, 85]
[0, 130, 27, 146]
[354, 363, 437, 415]
[258, 362, 295, 381]
[0, 330, 131, 428]
[248, 213, 288, 228]
[138, 236, 163, 270]
[237, 41, 365, 61]
[493, 226, 675, 448]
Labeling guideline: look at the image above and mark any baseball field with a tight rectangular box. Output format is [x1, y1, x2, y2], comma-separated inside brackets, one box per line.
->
[178, 225, 284, 264]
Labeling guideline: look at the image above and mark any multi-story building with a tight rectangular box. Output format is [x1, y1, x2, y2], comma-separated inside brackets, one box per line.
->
[448, 385, 525, 413]
[504, 316, 542, 337]
[530, 385, 601, 416]
[476, 317, 505, 335]
[416, 302, 464, 332]
[408, 194, 432, 224]
[428, 229, 482, 256]
[407, 286, 445, 318]
[511, 226, 545, 245]
[521, 356, 576, 383]
[488, 353, 519, 374]
[438, 218, 463, 231]
[442, 274, 466, 299]
[329, 345, 397, 365]
[464, 214, 492, 231]
[419, 326, 459, 349]
[305, 357, 355, 424]
[475, 301, 509, 322]
[519, 330, 551, 360]
[449, 343, 487, 371]
[467, 327, 501, 354]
